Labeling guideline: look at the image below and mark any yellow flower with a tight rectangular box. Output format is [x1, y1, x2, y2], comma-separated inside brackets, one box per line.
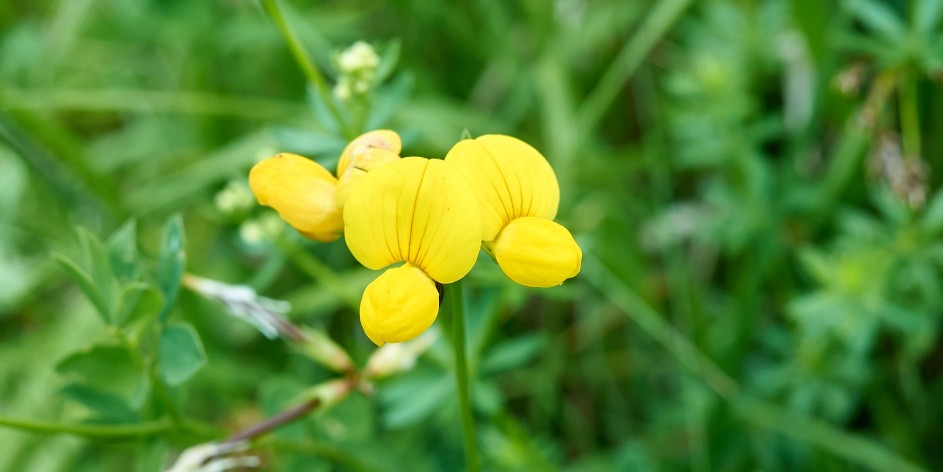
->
[445, 134, 581, 287]
[344, 157, 481, 345]
[248, 153, 343, 241]
[248, 130, 401, 241]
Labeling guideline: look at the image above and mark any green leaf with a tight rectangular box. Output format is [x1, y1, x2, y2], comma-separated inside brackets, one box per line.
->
[56, 342, 146, 408]
[380, 370, 452, 428]
[374, 39, 401, 84]
[921, 187, 943, 234]
[915, 0, 943, 33]
[845, 0, 907, 43]
[797, 247, 834, 285]
[107, 220, 138, 283]
[78, 228, 117, 317]
[53, 253, 111, 323]
[158, 323, 206, 386]
[56, 343, 140, 389]
[157, 215, 186, 322]
[481, 334, 547, 375]
[59, 383, 138, 421]
[114, 283, 162, 327]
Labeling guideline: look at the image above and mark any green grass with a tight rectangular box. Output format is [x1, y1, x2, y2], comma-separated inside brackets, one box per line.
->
[1, 0, 942, 470]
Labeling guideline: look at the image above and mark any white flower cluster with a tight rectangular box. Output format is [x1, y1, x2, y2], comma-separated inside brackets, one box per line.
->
[333, 41, 380, 101]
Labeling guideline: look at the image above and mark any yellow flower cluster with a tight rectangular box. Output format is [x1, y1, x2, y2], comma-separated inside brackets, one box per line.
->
[248, 130, 401, 241]
[248, 131, 581, 345]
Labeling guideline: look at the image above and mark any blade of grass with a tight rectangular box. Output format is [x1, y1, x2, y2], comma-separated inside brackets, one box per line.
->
[575, 0, 694, 139]
[0, 416, 170, 438]
[1, 89, 307, 121]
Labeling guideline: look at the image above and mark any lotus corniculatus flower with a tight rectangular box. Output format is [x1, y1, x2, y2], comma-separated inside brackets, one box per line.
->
[446, 134, 581, 287]
[343, 157, 481, 345]
[248, 130, 401, 241]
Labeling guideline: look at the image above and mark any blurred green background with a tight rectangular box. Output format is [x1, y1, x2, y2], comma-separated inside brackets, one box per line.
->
[2, 0, 943, 470]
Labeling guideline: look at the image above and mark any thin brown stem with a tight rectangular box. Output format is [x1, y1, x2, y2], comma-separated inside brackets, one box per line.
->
[226, 398, 321, 443]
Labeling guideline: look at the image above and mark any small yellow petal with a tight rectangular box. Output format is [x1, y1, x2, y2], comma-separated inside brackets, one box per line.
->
[360, 263, 439, 346]
[445, 135, 560, 241]
[248, 153, 343, 241]
[336, 129, 402, 177]
[491, 217, 581, 287]
[334, 148, 401, 209]
[343, 157, 481, 283]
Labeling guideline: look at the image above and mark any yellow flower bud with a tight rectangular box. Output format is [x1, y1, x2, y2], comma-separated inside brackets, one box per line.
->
[248, 153, 343, 242]
[491, 217, 581, 288]
[336, 129, 402, 178]
[360, 263, 439, 346]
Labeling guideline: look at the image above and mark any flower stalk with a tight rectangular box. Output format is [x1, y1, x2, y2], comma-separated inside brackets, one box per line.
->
[260, 0, 351, 138]
[447, 280, 480, 472]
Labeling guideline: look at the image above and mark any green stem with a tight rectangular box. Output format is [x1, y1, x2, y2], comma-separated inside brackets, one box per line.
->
[0, 416, 170, 438]
[899, 74, 921, 159]
[447, 281, 480, 472]
[575, 0, 694, 137]
[260, 0, 350, 137]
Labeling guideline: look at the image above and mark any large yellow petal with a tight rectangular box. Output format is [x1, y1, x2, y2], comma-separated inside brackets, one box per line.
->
[336, 129, 402, 178]
[248, 153, 343, 242]
[334, 148, 401, 209]
[491, 216, 581, 287]
[360, 263, 439, 346]
[343, 157, 481, 283]
[445, 135, 560, 241]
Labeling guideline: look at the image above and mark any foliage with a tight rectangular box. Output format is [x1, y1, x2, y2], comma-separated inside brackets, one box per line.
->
[1, 0, 942, 470]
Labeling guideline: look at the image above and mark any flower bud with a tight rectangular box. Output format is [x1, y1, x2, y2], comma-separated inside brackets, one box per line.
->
[248, 153, 343, 242]
[299, 378, 353, 410]
[363, 328, 439, 379]
[491, 216, 581, 287]
[298, 328, 356, 373]
[336, 130, 402, 178]
[360, 263, 439, 346]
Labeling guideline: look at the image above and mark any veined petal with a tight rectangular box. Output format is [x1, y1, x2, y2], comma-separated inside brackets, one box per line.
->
[334, 148, 401, 209]
[360, 263, 439, 346]
[491, 217, 581, 287]
[445, 135, 560, 241]
[343, 157, 481, 283]
[248, 153, 343, 242]
[336, 129, 402, 178]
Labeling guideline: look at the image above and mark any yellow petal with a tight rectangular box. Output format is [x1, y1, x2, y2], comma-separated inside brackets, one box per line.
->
[334, 148, 401, 209]
[248, 153, 343, 242]
[343, 157, 481, 283]
[445, 135, 560, 241]
[336, 129, 402, 178]
[360, 263, 439, 346]
[491, 217, 581, 287]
